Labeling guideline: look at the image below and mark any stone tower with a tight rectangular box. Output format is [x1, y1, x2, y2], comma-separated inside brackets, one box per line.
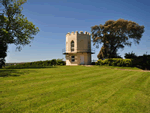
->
[63, 31, 95, 65]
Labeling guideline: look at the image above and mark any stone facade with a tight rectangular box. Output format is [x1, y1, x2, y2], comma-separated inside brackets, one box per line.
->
[65, 31, 93, 65]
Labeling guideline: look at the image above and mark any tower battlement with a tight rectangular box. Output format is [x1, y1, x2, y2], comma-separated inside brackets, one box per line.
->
[64, 30, 94, 65]
[66, 31, 90, 36]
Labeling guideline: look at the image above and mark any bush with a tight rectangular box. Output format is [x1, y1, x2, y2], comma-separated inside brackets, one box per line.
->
[91, 62, 95, 65]
[124, 51, 137, 59]
[123, 59, 132, 67]
[95, 59, 103, 66]
[46, 60, 52, 66]
[131, 55, 150, 69]
[56, 59, 64, 65]
[96, 58, 132, 67]
[51, 59, 57, 66]
[96, 54, 150, 70]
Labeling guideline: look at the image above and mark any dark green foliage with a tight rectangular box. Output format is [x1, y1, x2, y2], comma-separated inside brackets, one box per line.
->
[123, 59, 133, 67]
[97, 45, 123, 60]
[47, 60, 52, 66]
[56, 59, 66, 65]
[96, 54, 150, 70]
[95, 59, 103, 66]
[56, 59, 63, 65]
[0, 0, 40, 51]
[91, 62, 95, 65]
[131, 54, 150, 70]
[0, 0, 39, 67]
[5, 59, 66, 69]
[0, 59, 5, 68]
[0, 40, 7, 68]
[91, 19, 144, 60]
[124, 51, 137, 59]
[51, 59, 57, 66]
[96, 58, 132, 67]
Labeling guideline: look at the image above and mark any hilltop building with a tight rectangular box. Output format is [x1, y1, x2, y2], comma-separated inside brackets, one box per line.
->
[63, 31, 95, 65]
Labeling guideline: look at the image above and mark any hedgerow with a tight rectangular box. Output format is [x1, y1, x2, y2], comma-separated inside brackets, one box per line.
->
[95, 58, 132, 67]
[5, 59, 66, 69]
[95, 55, 150, 70]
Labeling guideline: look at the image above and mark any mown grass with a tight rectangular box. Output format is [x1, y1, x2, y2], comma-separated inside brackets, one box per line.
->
[95, 65, 143, 70]
[0, 66, 150, 113]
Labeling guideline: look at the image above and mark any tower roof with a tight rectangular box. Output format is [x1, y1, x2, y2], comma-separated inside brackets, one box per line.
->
[66, 31, 90, 36]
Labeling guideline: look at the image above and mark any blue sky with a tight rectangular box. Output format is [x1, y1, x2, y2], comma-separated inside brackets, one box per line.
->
[6, 0, 150, 63]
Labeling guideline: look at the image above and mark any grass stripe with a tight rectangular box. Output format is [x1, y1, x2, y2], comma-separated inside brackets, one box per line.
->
[0, 66, 150, 113]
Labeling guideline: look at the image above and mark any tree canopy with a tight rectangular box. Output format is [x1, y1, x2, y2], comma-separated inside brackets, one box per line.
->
[0, 0, 40, 51]
[0, 0, 40, 68]
[91, 19, 145, 59]
[124, 51, 137, 59]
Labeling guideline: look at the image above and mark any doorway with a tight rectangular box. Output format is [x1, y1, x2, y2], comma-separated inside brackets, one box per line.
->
[80, 55, 84, 65]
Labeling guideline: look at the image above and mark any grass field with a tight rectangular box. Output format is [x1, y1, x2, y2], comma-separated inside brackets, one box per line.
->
[0, 65, 150, 113]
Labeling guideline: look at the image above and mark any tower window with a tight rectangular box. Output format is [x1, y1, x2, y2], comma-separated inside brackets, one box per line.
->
[71, 56, 75, 62]
[71, 40, 74, 51]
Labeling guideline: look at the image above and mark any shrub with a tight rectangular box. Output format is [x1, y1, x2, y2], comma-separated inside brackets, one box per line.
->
[46, 60, 52, 66]
[96, 59, 103, 66]
[56, 59, 63, 65]
[124, 51, 137, 59]
[91, 62, 95, 65]
[96, 54, 149, 69]
[123, 59, 132, 67]
[51, 59, 57, 66]
[131, 55, 150, 69]
[96, 58, 133, 67]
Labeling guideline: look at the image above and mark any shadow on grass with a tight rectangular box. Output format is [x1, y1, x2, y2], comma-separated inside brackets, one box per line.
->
[96, 65, 150, 71]
[4, 66, 58, 69]
[135, 65, 150, 70]
[0, 66, 58, 77]
[0, 69, 32, 77]
[13, 66, 58, 69]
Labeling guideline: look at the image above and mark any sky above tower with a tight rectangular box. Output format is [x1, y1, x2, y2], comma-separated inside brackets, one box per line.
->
[5, 0, 150, 63]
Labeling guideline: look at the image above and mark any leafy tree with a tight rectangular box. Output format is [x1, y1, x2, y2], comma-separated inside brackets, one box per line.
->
[97, 44, 122, 59]
[91, 19, 144, 59]
[0, 0, 39, 68]
[0, 0, 39, 50]
[124, 51, 137, 59]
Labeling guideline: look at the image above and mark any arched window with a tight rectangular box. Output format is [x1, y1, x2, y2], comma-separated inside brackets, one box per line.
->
[71, 40, 74, 51]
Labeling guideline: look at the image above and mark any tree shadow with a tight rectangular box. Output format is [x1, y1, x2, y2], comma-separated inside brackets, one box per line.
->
[0, 66, 58, 77]
[15, 66, 58, 69]
[135, 65, 150, 70]
[116, 65, 150, 70]
[4, 66, 58, 69]
[0, 69, 39, 77]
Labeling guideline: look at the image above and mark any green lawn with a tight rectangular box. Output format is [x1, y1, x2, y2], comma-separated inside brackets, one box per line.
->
[0, 66, 150, 113]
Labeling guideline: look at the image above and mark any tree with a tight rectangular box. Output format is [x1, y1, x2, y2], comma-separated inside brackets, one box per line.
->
[0, 0, 40, 68]
[0, 58, 6, 68]
[0, 38, 7, 68]
[97, 44, 122, 59]
[124, 51, 137, 59]
[0, 12, 8, 68]
[91, 19, 144, 59]
[0, 0, 39, 50]
[0, 40, 7, 68]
